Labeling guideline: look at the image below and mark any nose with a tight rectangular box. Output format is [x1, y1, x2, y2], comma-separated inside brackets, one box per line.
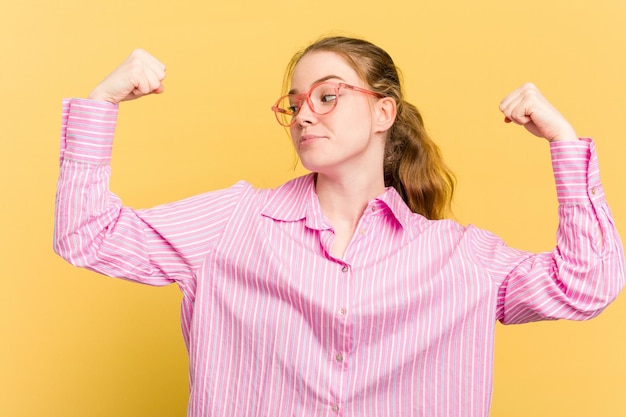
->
[292, 99, 317, 127]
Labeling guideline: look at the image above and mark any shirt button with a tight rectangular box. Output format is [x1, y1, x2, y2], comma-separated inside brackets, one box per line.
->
[359, 229, 366, 235]
[331, 404, 340, 412]
[341, 265, 349, 273]
[336, 353, 344, 362]
[590, 187, 597, 195]
[338, 308, 347, 316]
[371, 205, 377, 212]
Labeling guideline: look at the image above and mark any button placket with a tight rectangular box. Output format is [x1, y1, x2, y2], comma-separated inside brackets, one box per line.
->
[331, 258, 351, 412]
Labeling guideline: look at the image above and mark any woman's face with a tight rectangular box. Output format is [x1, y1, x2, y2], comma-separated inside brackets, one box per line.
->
[289, 51, 386, 177]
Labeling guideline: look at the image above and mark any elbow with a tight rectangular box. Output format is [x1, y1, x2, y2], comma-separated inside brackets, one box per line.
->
[53, 231, 77, 266]
[53, 229, 91, 268]
[566, 270, 625, 321]
[554, 246, 626, 320]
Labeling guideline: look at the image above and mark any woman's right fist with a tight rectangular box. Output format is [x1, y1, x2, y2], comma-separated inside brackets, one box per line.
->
[88, 49, 166, 104]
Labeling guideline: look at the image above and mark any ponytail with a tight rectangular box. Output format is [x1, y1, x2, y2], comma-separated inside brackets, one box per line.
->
[385, 100, 455, 220]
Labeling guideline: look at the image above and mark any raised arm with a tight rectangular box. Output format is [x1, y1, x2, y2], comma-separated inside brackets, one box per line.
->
[476, 83, 625, 323]
[54, 51, 245, 290]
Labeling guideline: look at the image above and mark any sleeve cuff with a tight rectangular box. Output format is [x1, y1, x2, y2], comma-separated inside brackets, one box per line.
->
[550, 138, 604, 204]
[60, 98, 119, 164]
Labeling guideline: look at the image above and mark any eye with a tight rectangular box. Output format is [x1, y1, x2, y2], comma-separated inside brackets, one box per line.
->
[286, 94, 300, 114]
[312, 83, 338, 106]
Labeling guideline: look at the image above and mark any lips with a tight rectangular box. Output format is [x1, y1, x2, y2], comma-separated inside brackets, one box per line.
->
[298, 134, 325, 146]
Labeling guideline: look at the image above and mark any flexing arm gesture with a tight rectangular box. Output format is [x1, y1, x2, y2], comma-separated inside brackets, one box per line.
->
[88, 49, 166, 104]
[499, 83, 578, 142]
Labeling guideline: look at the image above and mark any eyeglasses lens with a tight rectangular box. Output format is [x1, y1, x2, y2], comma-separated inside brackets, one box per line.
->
[276, 83, 339, 126]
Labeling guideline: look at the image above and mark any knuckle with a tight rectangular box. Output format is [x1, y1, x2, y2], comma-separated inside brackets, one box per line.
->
[522, 82, 538, 96]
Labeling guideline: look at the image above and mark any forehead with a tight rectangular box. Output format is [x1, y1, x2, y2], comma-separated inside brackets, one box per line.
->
[290, 51, 363, 91]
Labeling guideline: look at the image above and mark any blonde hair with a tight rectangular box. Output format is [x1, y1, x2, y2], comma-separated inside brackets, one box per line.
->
[284, 36, 455, 220]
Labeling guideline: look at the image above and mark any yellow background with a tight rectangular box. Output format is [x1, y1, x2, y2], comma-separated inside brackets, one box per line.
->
[1, 0, 625, 416]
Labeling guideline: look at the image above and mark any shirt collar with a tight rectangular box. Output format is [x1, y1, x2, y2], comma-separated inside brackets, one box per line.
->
[260, 173, 416, 231]
[374, 185, 415, 230]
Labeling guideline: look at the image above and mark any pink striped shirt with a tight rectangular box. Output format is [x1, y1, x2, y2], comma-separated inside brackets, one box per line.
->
[54, 98, 625, 417]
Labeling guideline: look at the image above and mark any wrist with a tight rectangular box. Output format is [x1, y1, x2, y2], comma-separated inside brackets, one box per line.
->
[87, 87, 117, 104]
[550, 136, 580, 142]
[550, 135, 580, 142]
[549, 126, 579, 142]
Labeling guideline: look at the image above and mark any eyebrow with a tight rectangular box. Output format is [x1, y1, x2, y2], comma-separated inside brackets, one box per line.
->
[288, 74, 346, 94]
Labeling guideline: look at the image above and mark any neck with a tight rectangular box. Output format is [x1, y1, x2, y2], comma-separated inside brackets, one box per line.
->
[314, 170, 385, 259]
[315, 170, 385, 227]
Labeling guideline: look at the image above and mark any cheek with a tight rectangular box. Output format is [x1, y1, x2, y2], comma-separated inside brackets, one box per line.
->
[341, 99, 373, 125]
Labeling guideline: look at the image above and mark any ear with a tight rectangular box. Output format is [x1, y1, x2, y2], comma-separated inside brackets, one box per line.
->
[373, 97, 397, 133]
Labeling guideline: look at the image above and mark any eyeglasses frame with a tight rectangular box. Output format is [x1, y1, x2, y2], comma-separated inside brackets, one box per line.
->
[271, 81, 385, 127]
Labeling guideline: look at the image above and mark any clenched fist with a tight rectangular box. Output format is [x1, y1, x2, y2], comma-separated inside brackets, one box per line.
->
[499, 83, 578, 142]
[88, 49, 166, 104]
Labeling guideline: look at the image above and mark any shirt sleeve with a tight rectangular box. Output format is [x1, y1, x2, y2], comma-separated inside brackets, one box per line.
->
[54, 98, 248, 291]
[470, 139, 625, 324]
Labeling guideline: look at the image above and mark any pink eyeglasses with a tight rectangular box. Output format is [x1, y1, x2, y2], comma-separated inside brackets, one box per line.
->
[271, 81, 385, 127]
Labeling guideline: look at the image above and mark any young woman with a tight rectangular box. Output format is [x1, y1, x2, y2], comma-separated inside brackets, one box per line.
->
[55, 36, 624, 417]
